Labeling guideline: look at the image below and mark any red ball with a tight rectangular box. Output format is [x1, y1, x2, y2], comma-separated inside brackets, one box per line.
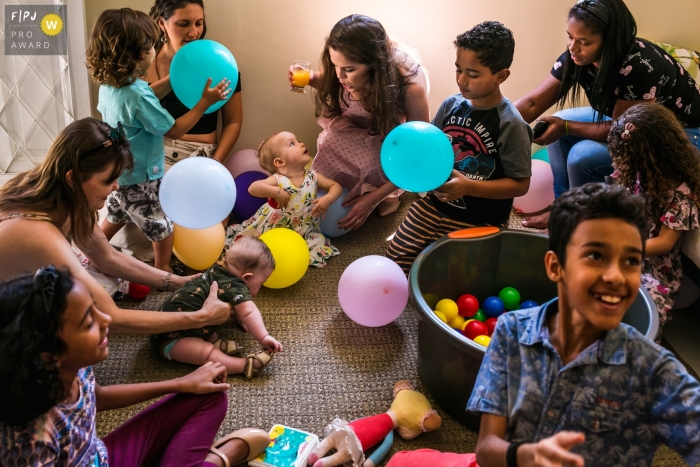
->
[128, 282, 151, 300]
[462, 320, 489, 340]
[484, 317, 498, 336]
[457, 294, 479, 318]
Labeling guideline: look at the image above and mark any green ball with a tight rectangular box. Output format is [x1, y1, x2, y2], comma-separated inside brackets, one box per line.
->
[532, 148, 549, 164]
[499, 287, 521, 310]
[473, 309, 486, 321]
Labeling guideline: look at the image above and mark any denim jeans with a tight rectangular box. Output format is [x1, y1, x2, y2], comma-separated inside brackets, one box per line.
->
[548, 107, 700, 198]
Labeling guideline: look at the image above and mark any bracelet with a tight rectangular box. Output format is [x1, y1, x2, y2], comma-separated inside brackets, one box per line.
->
[162, 272, 172, 291]
[506, 442, 523, 467]
[565, 120, 570, 135]
[274, 187, 281, 199]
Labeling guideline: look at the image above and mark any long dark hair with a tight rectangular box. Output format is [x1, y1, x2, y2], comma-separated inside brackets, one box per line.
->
[315, 14, 416, 136]
[558, 0, 636, 120]
[0, 118, 133, 246]
[0, 267, 73, 427]
[609, 103, 700, 223]
[149, 0, 207, 53]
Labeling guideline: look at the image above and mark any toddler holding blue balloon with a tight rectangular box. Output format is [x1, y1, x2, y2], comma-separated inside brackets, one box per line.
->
[225, 131, 342, 268]
[86, 8, 230, 274]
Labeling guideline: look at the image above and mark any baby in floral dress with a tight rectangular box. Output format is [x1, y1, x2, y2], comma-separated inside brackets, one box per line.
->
[226, 131, 342, 267]
[609, 103, 700, 338]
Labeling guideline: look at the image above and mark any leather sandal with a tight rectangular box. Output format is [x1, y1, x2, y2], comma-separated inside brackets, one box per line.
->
[214, 338, 244, 357]
[209, 427, 271, 467]
[244, 350, 273, 378]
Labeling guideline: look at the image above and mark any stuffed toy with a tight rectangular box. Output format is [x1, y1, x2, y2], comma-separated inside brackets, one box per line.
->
[308, 380, 442, 467]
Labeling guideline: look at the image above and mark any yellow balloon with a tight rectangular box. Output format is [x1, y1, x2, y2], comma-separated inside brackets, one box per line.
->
[259, 228, 309, 288]
[435, 299, 459, 322]
[172, 223, 226, 270]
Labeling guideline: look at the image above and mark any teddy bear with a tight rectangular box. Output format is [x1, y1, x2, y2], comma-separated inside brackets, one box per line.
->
[307, 380, 442, 467]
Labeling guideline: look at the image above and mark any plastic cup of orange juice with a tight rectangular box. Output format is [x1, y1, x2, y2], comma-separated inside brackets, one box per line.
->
[291, 60, 311, 93]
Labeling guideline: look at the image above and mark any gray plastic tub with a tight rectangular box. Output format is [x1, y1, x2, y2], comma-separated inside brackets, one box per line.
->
[409, 227, 659, 430]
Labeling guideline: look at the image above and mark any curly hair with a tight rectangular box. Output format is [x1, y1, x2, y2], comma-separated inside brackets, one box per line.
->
[0, 118, 133, 246]
[608, 102, 700, 222]
[86, 8, 160, 88]
[454, 21, 515, 74]
[549, 182, 647, 266]
[558, 0, 637, 121]
[149, 0, 207, 53]
[315, 14, 417, 137]
[256, 131, 282, 174]
[0, 267, 73, 427]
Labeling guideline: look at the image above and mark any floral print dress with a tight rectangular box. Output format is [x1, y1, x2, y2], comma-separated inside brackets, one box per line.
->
[225, 170, 339, 267]
[642, 183, 699, 328]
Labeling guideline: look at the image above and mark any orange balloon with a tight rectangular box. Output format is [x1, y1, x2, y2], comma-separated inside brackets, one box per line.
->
[172, 223, 226, 270]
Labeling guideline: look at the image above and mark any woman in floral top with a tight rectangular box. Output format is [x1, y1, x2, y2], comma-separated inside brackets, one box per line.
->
[226, 131, 342, 268]
[609, 103, 700, 337]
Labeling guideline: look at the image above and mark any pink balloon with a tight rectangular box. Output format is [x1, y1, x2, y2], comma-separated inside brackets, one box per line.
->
[513, 159, 555, 214]
[223, 149, 271, 179]
[338, 255, 408, 327]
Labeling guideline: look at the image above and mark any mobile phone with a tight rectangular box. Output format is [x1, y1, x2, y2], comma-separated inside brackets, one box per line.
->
[533, 120, 549, 139]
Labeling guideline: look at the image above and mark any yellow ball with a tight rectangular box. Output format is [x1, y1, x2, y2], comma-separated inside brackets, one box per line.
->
[448, 315, 465, 329]
[259, 228, 309, 289]
[435, 299, 459, 322]
[433, 310, 448, 323]
[473, 335, 491, 347]
[461, 319, 475, 331]
[172, 223, 225, 270]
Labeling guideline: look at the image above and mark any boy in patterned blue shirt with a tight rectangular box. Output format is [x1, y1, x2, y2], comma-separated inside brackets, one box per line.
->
[465, 183, 700, 467]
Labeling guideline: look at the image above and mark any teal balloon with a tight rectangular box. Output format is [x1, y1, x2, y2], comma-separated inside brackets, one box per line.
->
[380, 122, 453, 192]
[170, 40, 238, 114]
[532, 148, 549, 163]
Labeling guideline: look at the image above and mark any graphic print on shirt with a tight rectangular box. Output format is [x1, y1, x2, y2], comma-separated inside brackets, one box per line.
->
[441, 117, 497, 210]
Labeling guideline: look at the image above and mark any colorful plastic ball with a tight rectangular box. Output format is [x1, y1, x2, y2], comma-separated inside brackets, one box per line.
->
[231, 171, 268, 221]
[423, 293, 440, 310]
[463, 320, 489, 340]
[456, 294, 479, 318]
[128, 282, 150, 300]
[460, 319, 476, 331]
[483, 296, 505, 318]
[449, 315, 466, 330]
[484, 317, 498, 336]
[173, 223, 226, 270]
[473, 309, 486, 322]
[380, 121, 454, 192]
[338, 255, 408, 327]
[170, 39, 238, 114]
[473, 335, 491, 347]
[499, 287, 521, 310]
[434, 311, 448, 323]
[435, 299, 459, 322]
[520, 300, 539, 309]
[260, 228, 309, 289]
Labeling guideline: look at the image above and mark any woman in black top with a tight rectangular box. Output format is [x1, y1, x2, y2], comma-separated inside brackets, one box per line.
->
[147, 0, 243, 166]
[515, 0, 700, 228]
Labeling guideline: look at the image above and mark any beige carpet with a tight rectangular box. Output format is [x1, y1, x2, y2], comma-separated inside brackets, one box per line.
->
[94, 193, 689, 466]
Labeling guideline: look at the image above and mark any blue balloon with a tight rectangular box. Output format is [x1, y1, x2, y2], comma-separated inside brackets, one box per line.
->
[232, 171, 268, 221]
[482, 296, 505, 318]
[380, 121, 453, 192]
[520, 300, 539, 309]
[170, 40, 238, 114]
[159, 157, 236, 229]
[317, 188, 352, 238]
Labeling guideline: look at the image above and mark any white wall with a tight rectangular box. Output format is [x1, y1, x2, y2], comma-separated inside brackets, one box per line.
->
[83, 0, 700, 157]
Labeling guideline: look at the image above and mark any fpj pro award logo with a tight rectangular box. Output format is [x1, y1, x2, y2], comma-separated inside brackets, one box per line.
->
[5, 5, 67, 55]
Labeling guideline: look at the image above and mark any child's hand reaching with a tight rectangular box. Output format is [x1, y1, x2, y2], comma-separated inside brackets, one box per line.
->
[311, 196, 332, 217]
[175, 361, 230, 393]
[261, 335, 283, 353]
[200, 77, 232, 106]
[273, 189, 291, 209]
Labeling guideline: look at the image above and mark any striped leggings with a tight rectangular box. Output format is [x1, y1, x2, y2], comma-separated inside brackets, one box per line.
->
[386, 197, 501, 276]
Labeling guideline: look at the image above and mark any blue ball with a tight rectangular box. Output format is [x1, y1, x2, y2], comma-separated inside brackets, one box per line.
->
[520, 300, 539, 309]
[482, 296, 505, 318]
[317, 188, 352, 238]
[170, 40, 238, 114]
[380, 122, 454, 192]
